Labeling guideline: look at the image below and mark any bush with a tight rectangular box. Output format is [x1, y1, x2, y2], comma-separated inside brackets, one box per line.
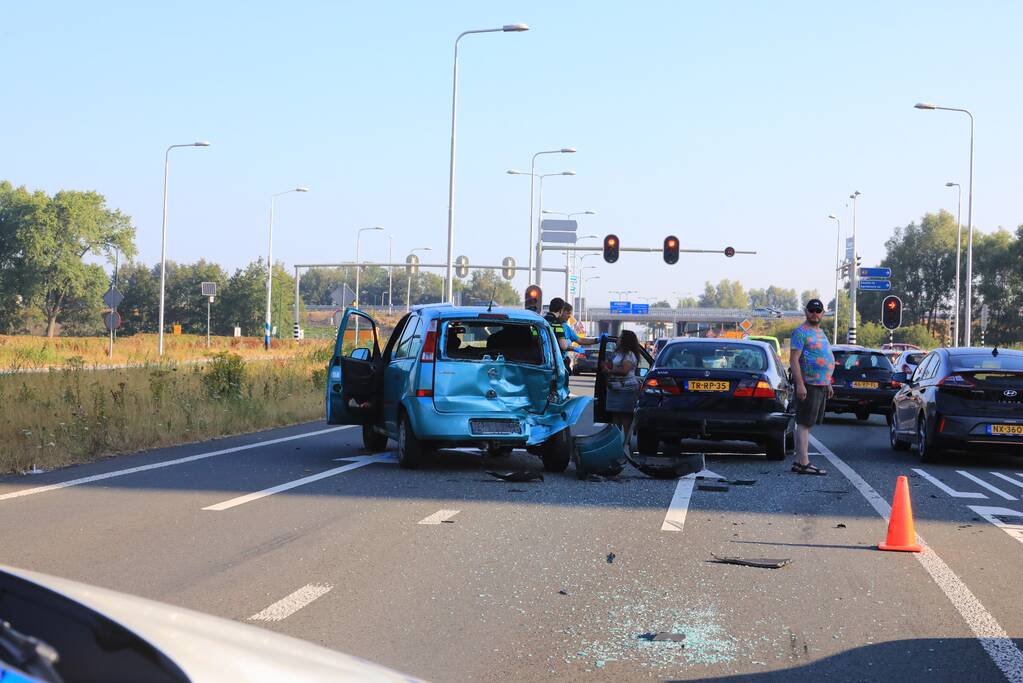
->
[856, 322, 888, 348]
[201, 352, 246, 399]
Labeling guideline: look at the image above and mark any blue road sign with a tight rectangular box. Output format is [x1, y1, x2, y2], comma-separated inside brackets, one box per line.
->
[859, 267, 892, 278]
[631, 303, 650, 314]
[610, 301, 631, 314]
[858, 279, 892, 291]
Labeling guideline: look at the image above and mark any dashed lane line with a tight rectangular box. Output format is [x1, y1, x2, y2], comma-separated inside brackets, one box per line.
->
[912, 468, 987, 499]
[203, 453, 390, 511]
[990, 473, 1023, 491]
[418, 509, 461, 525]
[968, 507, 1023, 546]
[812, 435, 1023, 683]
[249, 583, 333, 622]
[0, 426, 353, 503]
[957, 471, 1017, 501]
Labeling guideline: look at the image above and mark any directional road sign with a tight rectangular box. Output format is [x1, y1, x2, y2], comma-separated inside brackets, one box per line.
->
[845, 237, 854, 263]
[610, 301, 631, 314]
[102, 287, 123, 310]
[858, 279, 892, 291]
[540, 231, 578, 244]
[631, 303, 649, 314]
[859, 267, 892, 278]
[540, 219, 577, 232]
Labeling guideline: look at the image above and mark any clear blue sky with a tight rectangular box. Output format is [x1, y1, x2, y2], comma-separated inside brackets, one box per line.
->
[3, 1, 1020, 307]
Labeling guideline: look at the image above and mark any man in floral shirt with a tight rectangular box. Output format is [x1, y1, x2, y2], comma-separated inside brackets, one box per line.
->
[788, 299, 835, 475]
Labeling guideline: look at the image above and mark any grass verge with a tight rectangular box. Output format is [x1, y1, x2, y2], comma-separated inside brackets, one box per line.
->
[0, 343, 334, 475]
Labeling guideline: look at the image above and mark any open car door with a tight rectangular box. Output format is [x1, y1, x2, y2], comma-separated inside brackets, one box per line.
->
[325, 307, 382, 425]
[593, 335, 653, 424]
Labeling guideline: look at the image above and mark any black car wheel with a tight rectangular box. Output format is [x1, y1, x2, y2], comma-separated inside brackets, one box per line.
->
[540, 427, 571, 473]
[889, 414, 910, 451]
[397, 413, 424, 469]
[855, 408, 870, 421]
[362, 424, 389, 452]
[765, 430, 788, 461]
[917, 415, 940, 463]
[636, 429, 659, 455]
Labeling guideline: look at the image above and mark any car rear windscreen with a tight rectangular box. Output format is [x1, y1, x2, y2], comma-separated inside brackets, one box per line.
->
[904, 352, 926, 365]
[658, 343, 768, 371]
[953, 355, 1023, 372]
[833, 351, 894, 373]
[441, 320, 545, 365]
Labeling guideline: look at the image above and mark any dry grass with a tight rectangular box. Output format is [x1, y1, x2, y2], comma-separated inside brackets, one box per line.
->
[0, 334, 321, 371]
[0, 344, 335, 475]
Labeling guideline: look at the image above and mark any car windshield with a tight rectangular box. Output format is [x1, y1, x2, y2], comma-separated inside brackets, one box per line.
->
[834, 351, 894, 372]
[658, 342, 768, 371]
[953, 355, 1023, 372]
[440, 320, 545, 365]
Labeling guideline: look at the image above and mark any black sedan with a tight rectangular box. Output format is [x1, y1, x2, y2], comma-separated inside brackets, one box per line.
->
[827, 346, 900, 420]
[632, 339, 793, 460]
[571, 344, 600, 375]
[890, 347, 1023, 461]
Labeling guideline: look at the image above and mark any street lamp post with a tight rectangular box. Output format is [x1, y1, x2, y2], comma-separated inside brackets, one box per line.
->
[388, 234, 394, 313]
[848, 191, 861, 344]
[265, 187, 309, 350]
[533, 171, 576, 286]
[406, 247, 432, 312]
[945, 181, 963, 346]
[582, 275, 600, 329]
[827, 213, 841, 342]
[445, 24, 529, 303]
[525, 148, 575, 275]
[158, 141, 210, 357]
[915, 102, 975, 345]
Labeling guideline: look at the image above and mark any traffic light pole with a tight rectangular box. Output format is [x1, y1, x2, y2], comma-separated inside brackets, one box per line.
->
[848, 191, 861, 344]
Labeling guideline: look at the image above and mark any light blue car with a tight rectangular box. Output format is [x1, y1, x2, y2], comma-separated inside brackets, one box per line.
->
[325, 304, 590, 470]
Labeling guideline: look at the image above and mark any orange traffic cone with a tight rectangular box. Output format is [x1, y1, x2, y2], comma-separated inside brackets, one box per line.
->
[878, 475, 922, 552]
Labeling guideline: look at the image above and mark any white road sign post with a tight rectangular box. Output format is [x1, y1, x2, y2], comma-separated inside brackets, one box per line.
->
[201, 282, 217, 348]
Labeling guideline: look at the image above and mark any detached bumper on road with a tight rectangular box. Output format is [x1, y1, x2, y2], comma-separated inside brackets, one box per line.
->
[634, 407, 791, 441]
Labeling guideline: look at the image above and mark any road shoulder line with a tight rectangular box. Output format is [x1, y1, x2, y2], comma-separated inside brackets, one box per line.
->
[0, 425, 352, 503]
[811, 434, 1023, 683]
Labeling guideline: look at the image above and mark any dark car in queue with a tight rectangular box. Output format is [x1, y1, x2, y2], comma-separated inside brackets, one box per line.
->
[571, 343, 600, 375]
[890, 347, 1023, 462]
[826, 345, 900, 421]
[630, 338, 794, 460]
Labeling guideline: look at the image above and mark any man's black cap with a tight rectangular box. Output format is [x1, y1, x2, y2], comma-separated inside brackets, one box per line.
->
[805, 298, 825, 312]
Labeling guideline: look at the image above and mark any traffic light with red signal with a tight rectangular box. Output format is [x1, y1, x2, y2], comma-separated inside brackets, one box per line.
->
[881, 295, 902, 330]
[603, 234, 620, 263]
[524, 284, 542, 313]
[663, 235, 679, 264]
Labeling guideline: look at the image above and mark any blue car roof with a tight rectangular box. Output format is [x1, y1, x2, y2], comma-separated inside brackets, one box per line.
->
[411, 304, 545, 322]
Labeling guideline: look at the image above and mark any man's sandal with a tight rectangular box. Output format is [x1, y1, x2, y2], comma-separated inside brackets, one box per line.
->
[791, 462, 827, 476]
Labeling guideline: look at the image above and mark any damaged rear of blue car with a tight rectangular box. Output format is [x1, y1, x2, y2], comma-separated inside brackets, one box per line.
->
[325, 304, 589, 470]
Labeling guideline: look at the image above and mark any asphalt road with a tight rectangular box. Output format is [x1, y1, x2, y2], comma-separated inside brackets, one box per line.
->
[2, 375, 1022, 681]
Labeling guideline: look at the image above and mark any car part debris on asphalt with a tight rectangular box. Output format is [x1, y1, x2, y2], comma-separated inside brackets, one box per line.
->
[606, 553, 616, 564]
[639, 632, 687, 643]
[709, 554, 790, 569]
[486, 470, 543, 482]
[698, 483, 729, 492]
[835, 523, 847, 529]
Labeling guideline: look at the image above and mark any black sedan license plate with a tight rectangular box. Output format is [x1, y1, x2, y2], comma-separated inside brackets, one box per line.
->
[470, 419, 521, 435]
[988, 424, 1023, 436]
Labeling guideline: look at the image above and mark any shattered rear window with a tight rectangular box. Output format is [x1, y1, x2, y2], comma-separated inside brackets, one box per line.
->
[440, 320, 546, 365]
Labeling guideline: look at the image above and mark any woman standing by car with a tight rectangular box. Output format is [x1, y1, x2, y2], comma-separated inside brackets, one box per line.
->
[604, 330, 643, 455]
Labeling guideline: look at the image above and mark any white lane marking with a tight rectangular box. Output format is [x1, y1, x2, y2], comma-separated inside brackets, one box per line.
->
[203, 453, 389, 511]
[249, 583, 332, 622]
[968, 506, 1023, 547]
[812, 435, 1023, 683]
[958, 471, 1017, 501]
[991, 473, 1023, 490]
[0, 426, 352, 503]
[660, 468, 724, 532]
[418, 509, 461, 525]
[912, 468, 987, 499]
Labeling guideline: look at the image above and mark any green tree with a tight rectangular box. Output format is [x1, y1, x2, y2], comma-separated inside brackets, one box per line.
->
[0, 184, 136, 336]
[698, 279, 748, 308]
[458, 269, 519, 306]
[973, 227, 1021, 345]
[800, 289, 820, 307]
[118, 262, 160, 334]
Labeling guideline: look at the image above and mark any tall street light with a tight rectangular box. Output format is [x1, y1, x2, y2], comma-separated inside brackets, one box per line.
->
[582, 275, 600, 326]
[848, 191, 861, 344]
[158, 141, 210, 356]
[265, 187, 309, 351]
[945, 181, 963, 346]
[445, 24, 530, 303]
[406, 246, 432, 312]
[827, 214, 841, 343]
[915, 102, 975, 345]
[388, 234, 394, 314]
[533, 171, 576, 285]
[525, 148, 576, 275]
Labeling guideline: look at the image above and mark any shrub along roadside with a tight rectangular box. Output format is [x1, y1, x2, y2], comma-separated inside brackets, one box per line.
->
[0, 347, 331, 474]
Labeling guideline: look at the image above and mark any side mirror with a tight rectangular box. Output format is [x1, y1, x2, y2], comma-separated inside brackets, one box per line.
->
[892, 372, 908, 384]
[350, 347, 370, 361]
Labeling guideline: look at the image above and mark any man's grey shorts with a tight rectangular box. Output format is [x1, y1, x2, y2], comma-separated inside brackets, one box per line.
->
[795, 384, 828, 427]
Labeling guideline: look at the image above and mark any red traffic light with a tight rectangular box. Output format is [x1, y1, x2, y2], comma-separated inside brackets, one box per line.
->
[887, 300, 898, 309]
[603, 234, 620, 263]
[524, 284, 542, 313]
[663, 235, 679, 265]
[724, 246, 735, 258]
[881, 295, 902, 331]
